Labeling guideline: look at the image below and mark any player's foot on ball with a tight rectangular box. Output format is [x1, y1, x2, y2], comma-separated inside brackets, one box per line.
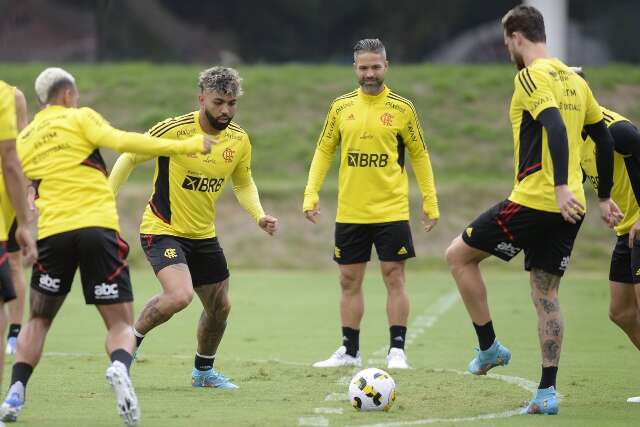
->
[5, 338, 16, 355]
[0, 381, 25, 422]
[313, 346, 361, 368]
[192, 367, 238, 389]
[386, 348, 410, 369]
[467, 339, 511, 375]
[106, 361, 140, 426]
[522, 386, 558, 415]
[627, 396, 640, 403]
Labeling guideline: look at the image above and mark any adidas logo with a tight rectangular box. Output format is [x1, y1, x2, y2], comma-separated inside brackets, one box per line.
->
[393, 336, 404, 342]
[335, 247, 341, 258]
[397, 246, 408, 255]
[635, 268, 640, 277]
[347, 113, 355, 120]
[466, 227, 473, 237]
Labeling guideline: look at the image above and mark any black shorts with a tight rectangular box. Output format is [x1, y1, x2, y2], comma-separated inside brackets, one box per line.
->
[609, 234, 640, 284]
[334, 221, 415, 265]
[461, 199, 582, 277]
[0, 243, 16, 302]
[7, 220, 19, 254]
[140, 234, 229, 287]
[31, 227, 133, 305]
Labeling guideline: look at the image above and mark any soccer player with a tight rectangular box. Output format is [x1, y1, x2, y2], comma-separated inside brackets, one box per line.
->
[0, 67, 212, 426]
[109, 66, 277, 389]
[303, 39, 439, 370]
[576, 67, 640, 404]
[0, 99, 33, 355]
[445, 6, 622, 415]
[0, 81, 37, 422]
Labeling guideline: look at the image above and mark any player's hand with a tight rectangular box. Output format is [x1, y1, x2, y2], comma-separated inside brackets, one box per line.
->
[15, 223, 37, 265]
[201, 136, 218, 154]
[304, 202, 320, 224]
[258, 215, 278, 236]
[421, 212, 438, 232]
[599, 198, 624, 229]
[554, 185, 585, 224]
[628, 219, 640, 248]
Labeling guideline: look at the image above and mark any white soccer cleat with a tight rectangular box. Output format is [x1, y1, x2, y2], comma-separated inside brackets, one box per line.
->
[106, 361, 140, 426]
[313, 346, 361, 368]
[386, 348, 410, 369]
[627, 396, 640, 403]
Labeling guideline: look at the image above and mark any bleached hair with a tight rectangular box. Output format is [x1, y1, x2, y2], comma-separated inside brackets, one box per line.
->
[198, 66, 243, 97]
[35, 67, 76, 104]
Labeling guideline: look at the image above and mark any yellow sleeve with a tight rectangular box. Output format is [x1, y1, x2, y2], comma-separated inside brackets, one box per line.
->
[0, 85, 17, 141]
[400, 104, 439, 219]
[584, 84, 604, 125]
[514, 68, 558, 119]
[77, 107, 203, 156]
[303, 102, 340, 212]
[108, 152, 153, 195]
[231, 139, 265, 223]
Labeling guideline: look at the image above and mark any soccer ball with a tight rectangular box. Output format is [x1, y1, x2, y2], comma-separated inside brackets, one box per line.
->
[348, 368, 396, 412]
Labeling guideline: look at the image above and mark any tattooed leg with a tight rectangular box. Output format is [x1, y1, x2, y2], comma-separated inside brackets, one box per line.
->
[194, 279, 230, 356]
[134, 263, 194, 335]
[15, 291, 66, 367]
[530, 268, 563, 366]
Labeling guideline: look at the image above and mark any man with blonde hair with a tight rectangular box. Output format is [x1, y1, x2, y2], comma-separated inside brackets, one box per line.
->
[0, 67, 212, 426]
[109, 66, 277, 389]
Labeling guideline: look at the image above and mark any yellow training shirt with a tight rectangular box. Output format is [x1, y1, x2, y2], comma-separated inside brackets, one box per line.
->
[108, 111, 264, 239]
[18, 106, 206, 239]
[303, 86, 438, 223]
[508, 58, 603, 212]
[0, 81, 17, 240]
[581, 108, 639, 236]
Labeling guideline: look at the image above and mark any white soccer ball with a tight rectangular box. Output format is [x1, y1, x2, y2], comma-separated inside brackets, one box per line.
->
[348, 368, 396, 412]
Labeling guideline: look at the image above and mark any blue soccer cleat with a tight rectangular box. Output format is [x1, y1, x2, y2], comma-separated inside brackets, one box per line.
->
[191, 367, 238, 389]
[0, 381, 25, 422]
[523, 386, 558, 415]
[467, 339, 511, 375]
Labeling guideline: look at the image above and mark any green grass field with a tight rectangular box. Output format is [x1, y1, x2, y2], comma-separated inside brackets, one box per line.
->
[6, 268, 638, 426]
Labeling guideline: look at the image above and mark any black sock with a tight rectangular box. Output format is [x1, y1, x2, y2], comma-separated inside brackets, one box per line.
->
[342, 327, 359, 357]
[195, 353, 215, 371]
[110, 349, 134, 372]
[7, 324, 20, 340]
[134, 329, 145, 348]
[389, 325, 407, 350]
[539, 366, 558, 389]
[473, 320, 496, 351]
[10, 362, 33, 389]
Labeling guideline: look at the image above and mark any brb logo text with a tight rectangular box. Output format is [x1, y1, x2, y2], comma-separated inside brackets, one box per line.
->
[182, 176, 225, 192]
[347, 152, 389, 168]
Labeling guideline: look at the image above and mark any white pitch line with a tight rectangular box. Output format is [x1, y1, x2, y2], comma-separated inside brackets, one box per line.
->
[299, 416, 329, 426]
[315, 408, 344, 414]
[324, 392, 349, 401]
[368, 291, 460, 365]
[347, 369, 564, 427]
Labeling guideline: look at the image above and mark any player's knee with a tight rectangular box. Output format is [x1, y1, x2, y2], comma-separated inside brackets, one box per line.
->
[339, 271, 361, 293]
[609, 305, 637, 329]
[382, 265, 404, 289]
[445, 238, 464, 269]
[167, 287, 194, 311]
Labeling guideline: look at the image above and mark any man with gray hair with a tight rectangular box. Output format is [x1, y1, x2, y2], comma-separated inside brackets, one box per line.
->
[0, 67, 212, 426]
[304, 39, 439, 370]
[109, 66, 278, 389]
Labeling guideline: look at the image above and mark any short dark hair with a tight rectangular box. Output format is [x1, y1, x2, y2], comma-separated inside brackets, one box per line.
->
[45, 79, 75, 104]
[501, 5, 546, 43]
[353, 38, 386, 61]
